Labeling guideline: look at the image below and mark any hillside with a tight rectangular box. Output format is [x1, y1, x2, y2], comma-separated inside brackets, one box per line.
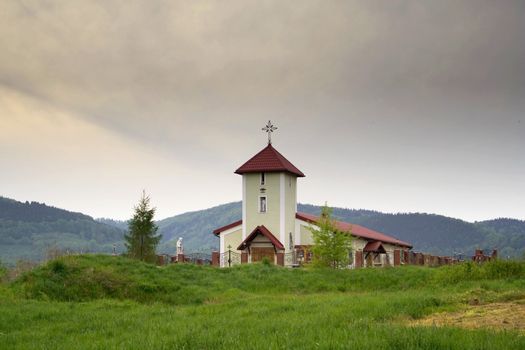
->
[157, 202, 525, 258]
[0, 197, 125, 265]
[2, 196, 525, 264]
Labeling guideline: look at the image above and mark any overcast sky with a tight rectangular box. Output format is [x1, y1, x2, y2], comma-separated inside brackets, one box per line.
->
[1, 0, 524, 221]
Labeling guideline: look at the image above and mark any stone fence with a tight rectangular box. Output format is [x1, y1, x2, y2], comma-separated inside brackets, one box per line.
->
[157, 249, 498, 268]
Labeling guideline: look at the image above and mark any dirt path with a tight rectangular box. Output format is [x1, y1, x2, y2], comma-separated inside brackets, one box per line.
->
[412, 299, 525, 333]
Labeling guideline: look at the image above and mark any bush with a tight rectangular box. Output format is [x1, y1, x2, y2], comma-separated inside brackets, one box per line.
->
[433, 260, 525, 284]
[0, 259, 6, 280]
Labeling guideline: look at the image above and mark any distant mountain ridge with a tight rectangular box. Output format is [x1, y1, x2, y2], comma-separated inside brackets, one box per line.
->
[0, 196, 125, 265]
[1, 196, 524, 265]
[0, 197, 91, 222]
[155, 202, 525, 258]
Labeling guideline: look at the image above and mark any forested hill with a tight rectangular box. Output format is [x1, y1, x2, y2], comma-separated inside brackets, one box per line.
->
[298, 205, 525, 258]
[0, 197, 125, 265]
[2, 196, 524, 264]
[0, 197, 91, 222]
[156, 203, 525, 259]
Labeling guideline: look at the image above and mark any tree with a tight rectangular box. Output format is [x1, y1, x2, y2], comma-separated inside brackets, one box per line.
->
[124, 191, 161, 262]
[309, 204, 353, 268]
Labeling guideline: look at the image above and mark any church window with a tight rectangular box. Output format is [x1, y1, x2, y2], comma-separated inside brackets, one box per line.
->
[289, 232, 293, 250]
[260, 172, 265, 185]
[259, 196, 267, 213]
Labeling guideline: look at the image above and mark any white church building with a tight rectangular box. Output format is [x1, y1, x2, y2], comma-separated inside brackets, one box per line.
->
[213, 122, 412, 268]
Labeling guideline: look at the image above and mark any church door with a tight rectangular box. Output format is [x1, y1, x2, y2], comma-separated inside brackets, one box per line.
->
[251, 247, 275, 263]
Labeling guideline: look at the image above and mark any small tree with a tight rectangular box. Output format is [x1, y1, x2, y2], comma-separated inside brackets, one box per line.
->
[309, 204, 353, 268]
[124, 191, 161, 263]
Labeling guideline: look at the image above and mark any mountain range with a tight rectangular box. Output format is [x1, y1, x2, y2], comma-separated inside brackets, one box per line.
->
[1, 196, 524, 265]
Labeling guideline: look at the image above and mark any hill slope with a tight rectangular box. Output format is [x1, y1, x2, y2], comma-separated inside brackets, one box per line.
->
[0, 197, 125, 265]
[2, 196, 524, 263]
[157, 202, 525, 258]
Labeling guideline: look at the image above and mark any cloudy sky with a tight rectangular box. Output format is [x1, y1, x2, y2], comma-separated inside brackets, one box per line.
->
[1, 0, 524, 221]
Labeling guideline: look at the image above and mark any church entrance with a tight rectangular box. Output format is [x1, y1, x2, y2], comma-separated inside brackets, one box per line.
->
[251, 247, 275, 263]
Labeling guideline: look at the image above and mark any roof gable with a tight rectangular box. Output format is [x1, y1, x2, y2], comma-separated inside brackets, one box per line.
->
[235, 144, 305, 177]
[237, 225, 285, 250]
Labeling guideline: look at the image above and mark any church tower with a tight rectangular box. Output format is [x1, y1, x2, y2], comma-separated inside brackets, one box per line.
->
[234, 121, 304, 258]
[212, 120, 412, 267]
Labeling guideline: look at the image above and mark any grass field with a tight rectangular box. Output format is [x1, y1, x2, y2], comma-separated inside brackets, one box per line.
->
[1, 255, 525, 349]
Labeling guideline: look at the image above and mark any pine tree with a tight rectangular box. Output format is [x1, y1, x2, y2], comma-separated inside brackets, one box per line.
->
[124, 191, 161, 262]
[309, 204, 353, 268]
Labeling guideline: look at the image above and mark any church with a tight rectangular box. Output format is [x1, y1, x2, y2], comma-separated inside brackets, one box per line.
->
[213, 122, 412, 268]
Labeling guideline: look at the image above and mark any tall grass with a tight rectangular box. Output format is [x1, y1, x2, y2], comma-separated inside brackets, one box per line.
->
[2, 255, 524, 349]
[12, 255, 525, 305]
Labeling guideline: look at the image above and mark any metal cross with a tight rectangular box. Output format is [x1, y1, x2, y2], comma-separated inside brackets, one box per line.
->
[262, 120, 278, 144]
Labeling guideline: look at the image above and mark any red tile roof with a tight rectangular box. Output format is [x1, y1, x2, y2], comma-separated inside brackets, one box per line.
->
[237, 225, 285, 250]
[213, 213, 412, 249]
[296, 212, 412, 248]
[363, 241, 386, 253]
[212, 220, 242, 235]
[235, 144, 305, 177]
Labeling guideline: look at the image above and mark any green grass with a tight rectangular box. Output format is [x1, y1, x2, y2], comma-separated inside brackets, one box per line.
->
[1, 255, 525, 349]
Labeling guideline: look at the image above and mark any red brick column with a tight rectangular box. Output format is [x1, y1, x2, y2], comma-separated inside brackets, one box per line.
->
[416, 253, 424, 265]
[393, 250, 400, 266]
[241, 252, 248, 264]
[355, 251, 363, 268]
[403, 250, 408, 264]
[276, 252, 284, 266]
[156, 255, 164, 266]
[177, 253, 185, 263]
[211, 251, 220, 266]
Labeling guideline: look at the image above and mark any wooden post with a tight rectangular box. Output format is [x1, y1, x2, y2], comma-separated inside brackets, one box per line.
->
[355, 250, 363, 269]
[393, 250, 400, 266]
[211, 251, 220, 267]
[276, 252, 284, 266]
[156, 255, 164, 266]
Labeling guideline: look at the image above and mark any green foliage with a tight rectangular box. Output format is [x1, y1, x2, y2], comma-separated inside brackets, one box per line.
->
[0, 196, 125, 265]
[299, 205, 525, 258]
[433, 260, 525, 284]
[124, 192, 161, 263]
[3, 255, 525, 349]
[156, 201, 241, 253]
[0, 259, 6, 279]
[3, 196, 525, 265]
[16, 254, 525, 305]
[309, 204, 352, 268]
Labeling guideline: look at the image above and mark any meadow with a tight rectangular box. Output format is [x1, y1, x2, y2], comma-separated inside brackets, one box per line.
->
[1, 255, 524, 349]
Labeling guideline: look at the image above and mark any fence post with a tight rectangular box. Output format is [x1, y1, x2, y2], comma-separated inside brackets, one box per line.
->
[211, 251, 220, 267]
[393, 250, 400, 266]
[355, 250, 363, 268]
[276, 252, 284, 266]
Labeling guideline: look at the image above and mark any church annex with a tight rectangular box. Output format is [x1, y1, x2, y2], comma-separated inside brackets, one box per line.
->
[213, 122, 412, 268]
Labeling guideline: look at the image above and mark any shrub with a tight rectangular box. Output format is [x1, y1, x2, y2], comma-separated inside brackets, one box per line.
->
[433, 260, 525, 284]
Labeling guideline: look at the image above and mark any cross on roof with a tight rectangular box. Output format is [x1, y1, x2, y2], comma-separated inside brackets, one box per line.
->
[262, 120, 277, 144]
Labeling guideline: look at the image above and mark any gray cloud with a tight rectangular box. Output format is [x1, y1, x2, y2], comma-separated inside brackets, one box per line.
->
[1, 0, 524, 220]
